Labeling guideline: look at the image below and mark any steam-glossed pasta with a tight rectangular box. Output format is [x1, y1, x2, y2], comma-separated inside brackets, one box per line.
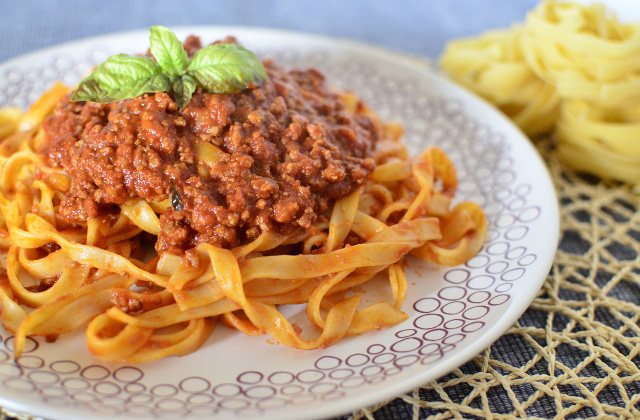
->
[0, 33, 486, 363]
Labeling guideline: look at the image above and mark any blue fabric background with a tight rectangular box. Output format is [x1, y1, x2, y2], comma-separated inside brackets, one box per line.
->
[1, 0, 538, 62]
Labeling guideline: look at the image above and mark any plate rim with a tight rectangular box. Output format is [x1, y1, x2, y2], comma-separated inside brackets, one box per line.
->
[0, 25, 560, 420]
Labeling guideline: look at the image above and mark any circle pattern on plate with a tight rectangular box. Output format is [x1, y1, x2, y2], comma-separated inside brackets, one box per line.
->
[0, 34, 546, 419]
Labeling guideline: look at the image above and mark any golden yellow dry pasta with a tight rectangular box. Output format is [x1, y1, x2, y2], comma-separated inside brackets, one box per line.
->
[521, 1, 640, 107]
[440, 26, 560, 136]
[441, 0, 640, 189]
[556, 99, 640, 188]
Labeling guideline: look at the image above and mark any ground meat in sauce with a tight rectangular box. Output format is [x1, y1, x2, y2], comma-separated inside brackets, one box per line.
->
[40, 36, 378, 253]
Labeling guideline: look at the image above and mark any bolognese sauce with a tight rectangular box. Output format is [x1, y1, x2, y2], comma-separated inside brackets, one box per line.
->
[40, 37, 378, 253]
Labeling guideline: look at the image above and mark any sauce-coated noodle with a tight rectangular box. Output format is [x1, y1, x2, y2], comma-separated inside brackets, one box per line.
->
[0, 79, 487, 362]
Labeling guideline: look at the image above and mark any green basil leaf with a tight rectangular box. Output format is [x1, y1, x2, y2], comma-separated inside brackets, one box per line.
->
[86, 54, 165, 88]
[72, 54, 171, 102]
[72, 28, 266, 104]
[149, 25, 189, 77]
[172, 74, 197, 109]
[71, 78, 107, 102]
[186, 44, 267, 94]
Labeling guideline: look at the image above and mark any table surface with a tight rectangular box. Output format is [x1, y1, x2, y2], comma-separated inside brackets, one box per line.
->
[1, 1, 640, 419]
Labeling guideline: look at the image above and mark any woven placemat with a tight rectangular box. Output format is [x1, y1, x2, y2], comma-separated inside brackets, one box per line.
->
[1, 140, 638, 420]
[333, 138, 640, 419]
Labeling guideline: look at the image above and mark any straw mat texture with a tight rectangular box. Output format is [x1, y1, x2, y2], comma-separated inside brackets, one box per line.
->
[337, 139, 640, 419]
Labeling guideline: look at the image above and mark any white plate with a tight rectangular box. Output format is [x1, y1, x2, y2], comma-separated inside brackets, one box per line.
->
[0, 27, 559, 420]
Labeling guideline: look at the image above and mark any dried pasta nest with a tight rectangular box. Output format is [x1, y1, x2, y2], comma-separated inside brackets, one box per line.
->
[440, 26, 560, 136]
[521, 0, 640, 108]
[440, 0, 640, 190]
[556, 99, 640, 189]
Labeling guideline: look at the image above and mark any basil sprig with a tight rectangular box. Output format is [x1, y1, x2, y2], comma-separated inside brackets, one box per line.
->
[71, 26, 267, 108]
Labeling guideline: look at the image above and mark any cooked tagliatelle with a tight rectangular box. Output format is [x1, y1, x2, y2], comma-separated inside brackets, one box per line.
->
[0, 80, 486, 363]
